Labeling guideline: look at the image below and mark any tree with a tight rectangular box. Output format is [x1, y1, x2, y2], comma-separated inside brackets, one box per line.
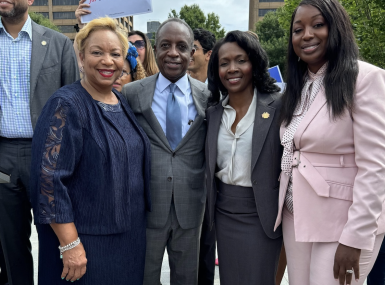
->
[276, 0, 385, 68]
[169, 4, 226, 40]
[255, 11, 287, 78]
[29, 11, 60, 32]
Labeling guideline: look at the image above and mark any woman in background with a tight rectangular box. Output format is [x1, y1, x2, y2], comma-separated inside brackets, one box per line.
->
[113, 42, 147, 92]
[275, 0, 385, 284]
[128, 30, 159, 76]
[206, 31, 283, 285]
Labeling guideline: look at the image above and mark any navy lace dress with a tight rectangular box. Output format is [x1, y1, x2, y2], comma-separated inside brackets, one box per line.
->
[30, 81, 151, 285]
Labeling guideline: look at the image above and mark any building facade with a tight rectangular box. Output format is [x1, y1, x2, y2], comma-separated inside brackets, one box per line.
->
[249, 0, 285, 30]
[30, 0, 133, 41]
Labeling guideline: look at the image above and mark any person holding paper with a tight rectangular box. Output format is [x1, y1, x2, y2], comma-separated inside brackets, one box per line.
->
[122, 18, 209, 285]
[30, 17, 151, 284]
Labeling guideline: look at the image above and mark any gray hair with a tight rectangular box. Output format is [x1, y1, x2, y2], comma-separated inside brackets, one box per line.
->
[155, 18, 194, 48]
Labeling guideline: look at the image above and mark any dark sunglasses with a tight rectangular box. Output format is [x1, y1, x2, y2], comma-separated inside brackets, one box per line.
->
[130, 40, 146, 50]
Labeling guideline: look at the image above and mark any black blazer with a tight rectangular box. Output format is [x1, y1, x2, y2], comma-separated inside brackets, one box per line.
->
[205, 92, 283, 239]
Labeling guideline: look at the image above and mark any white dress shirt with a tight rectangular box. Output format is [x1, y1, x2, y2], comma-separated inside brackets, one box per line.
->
[151, 73, 197, 138]
[215, 90, 257, 187]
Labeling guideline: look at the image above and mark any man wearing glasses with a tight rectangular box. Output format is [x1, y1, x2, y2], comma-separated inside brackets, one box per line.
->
[188, 28, 216, 85]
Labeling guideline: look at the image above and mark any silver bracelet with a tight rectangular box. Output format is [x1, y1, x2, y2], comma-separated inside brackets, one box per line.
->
[58, 237, 81, 259]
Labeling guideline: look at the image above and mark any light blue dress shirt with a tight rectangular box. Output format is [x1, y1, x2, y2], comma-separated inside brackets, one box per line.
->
[0, 16, 33, 138]
[151, 73, 197, 138]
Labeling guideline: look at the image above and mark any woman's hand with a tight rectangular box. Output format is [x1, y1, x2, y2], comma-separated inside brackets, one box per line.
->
[333, 243, 361, 285]
[75, 0, 91, 27]
[61, 242, 87, 282]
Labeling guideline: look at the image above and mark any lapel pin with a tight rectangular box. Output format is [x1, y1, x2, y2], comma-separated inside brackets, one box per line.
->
[262, 112, 270, 119]
[41, 41, 47, 46]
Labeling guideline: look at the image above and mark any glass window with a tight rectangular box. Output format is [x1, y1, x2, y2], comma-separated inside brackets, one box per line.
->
[32, 0, 48, 5]
[53, 12, 76, 19]
[37, 12, 49, 18]
[58, 25, 76, 33]
[259, 9, 277, 16]
[52, 0, 80, 5]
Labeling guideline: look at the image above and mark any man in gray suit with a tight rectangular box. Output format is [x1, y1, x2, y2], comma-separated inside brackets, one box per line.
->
[122, 18, 209, 285]
[0, 1, 78, 283]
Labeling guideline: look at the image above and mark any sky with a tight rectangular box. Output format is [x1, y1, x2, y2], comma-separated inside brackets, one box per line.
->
[133, 0, 250, 34]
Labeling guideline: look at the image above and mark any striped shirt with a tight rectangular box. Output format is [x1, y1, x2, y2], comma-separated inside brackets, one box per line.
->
[0, 16, 33, 138]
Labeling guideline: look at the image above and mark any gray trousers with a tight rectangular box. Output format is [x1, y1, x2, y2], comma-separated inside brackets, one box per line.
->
[215, 180, 282, 285]
[143, 200, 201, 285]
[0, 137, 34, 285]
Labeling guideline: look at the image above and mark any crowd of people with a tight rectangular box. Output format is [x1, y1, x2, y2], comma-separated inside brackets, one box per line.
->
[1, 0, 385, 285]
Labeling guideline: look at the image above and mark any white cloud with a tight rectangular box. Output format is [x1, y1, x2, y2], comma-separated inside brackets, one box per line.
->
[133, 0, 250, 35]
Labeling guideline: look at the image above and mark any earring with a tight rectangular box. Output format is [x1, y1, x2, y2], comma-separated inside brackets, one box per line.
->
[80, 66, 84, 73]
[298, 57, 301, 62]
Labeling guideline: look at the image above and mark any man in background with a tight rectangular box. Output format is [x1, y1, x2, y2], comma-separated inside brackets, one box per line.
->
[0, 0, 78, 283]
[187, 28, 217, 285]
[188, 28, 216, 84]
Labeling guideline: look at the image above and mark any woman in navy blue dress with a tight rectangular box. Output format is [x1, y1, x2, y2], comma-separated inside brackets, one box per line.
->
[30, 17, 151, 284]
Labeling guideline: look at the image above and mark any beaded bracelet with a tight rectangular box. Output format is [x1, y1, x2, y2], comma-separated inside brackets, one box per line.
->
[58, 237, 81, 259]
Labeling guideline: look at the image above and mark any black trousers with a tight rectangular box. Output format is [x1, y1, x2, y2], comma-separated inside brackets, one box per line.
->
[0, 241, 7, 285]
[368, 238, 385, 285]
[0, 137, 34, 285]
[197, 210, 216, 285]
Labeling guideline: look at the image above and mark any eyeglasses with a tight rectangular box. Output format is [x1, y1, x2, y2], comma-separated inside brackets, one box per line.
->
[193, 45, 208, 52]
[130, 40, 146, 50]
[121, 70, 132, 77]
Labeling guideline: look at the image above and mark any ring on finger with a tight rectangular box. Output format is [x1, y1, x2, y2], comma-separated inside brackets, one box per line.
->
[346, 269, 354, 274]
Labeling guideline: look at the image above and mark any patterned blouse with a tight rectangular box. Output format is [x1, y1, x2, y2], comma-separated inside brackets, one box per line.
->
[281, 63, 328, 213]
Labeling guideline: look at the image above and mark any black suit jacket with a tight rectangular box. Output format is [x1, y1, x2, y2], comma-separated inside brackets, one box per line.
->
[205, 92, 283, 239]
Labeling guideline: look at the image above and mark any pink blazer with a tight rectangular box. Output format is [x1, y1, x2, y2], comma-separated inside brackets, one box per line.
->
[274, 61, 385, 251]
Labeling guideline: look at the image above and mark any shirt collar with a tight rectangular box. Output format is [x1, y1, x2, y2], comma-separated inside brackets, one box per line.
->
[222, 88, 258, 108]
[158, 72, 190, 96]
[0, 15, 32, 41]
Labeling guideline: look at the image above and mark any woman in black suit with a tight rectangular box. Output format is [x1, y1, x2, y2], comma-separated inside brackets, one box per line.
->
[206, 31, 283, 285]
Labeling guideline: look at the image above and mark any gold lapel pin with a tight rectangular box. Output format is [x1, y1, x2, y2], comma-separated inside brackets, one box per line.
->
[41, 41, 47, 46]
[262, 112, 270, 119]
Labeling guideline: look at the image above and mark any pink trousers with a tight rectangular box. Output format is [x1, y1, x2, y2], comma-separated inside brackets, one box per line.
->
[282, 208, 384, 285]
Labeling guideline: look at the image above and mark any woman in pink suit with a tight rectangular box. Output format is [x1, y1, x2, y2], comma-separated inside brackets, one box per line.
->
[274, 0, 385, 284]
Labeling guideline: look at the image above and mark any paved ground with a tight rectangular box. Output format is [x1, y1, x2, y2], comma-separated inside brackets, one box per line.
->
[31, 226, 367, 285]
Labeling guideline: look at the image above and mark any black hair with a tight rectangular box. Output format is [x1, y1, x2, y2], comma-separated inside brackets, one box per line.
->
[155, 18, 194, 48]
[193, 28, 216, 54]
[280, 0, 359, 126]
[207, 30, 280, 106]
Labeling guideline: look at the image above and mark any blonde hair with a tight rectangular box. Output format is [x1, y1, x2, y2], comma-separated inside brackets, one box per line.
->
[128, 30, 159, 76]
[76, 17, 129, 58]
[134, 60, 147, 81]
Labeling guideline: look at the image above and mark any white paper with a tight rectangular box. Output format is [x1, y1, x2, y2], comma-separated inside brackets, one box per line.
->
[81, 0, 153, 24]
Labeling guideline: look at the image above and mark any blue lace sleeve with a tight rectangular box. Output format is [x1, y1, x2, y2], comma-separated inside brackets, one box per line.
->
[39, 99, 69, 224]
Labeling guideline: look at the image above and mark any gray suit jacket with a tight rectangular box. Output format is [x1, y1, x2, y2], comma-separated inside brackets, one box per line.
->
[122, 73, 210, 229]
[205, 92, 283, 239]
[30, 21, 79, 129]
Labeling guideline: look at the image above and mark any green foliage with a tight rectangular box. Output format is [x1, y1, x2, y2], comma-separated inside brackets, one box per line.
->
[341, 0, 385, 68]
[168, 4, 226, 40]
[276, 0, 385, 68]
[255, 11, 287, 77]
[29, 11, 60, 32]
